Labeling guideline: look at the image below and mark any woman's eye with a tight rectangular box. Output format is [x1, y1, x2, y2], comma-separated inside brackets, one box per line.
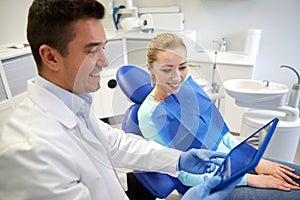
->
[162, 69, 172, 73]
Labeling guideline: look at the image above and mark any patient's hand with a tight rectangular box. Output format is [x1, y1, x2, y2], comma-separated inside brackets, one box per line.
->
[247, 174, 300, 191]
[254, 159, 300, 187]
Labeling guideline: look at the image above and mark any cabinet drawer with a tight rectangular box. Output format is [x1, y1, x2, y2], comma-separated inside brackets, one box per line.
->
[2, 54, 36, 97]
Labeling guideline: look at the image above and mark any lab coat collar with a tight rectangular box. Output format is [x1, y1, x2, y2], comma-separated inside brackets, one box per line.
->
[27, 78, 78, 129]
[35, 75, 91, 115]
[27, 78, 120, 192]
[28, 78, 110, 149]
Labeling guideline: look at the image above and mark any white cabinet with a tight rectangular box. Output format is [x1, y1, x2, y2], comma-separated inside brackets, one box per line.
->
[2, 54, 36, 96]
[0, 49, 37, 127]
[126, 39, 149, 67]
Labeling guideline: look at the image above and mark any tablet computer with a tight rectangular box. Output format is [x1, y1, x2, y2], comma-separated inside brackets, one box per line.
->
[211, 117, 279, 192]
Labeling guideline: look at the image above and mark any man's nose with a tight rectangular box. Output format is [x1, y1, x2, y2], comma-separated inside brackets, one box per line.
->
[97, 50, 109, 68]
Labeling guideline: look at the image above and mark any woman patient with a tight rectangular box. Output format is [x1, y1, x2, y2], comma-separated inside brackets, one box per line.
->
[137, 32, 300, 199]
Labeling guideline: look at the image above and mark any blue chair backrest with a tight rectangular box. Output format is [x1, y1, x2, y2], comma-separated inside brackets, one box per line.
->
[116, 65, 189, 198]
[117, 65, 153, 104]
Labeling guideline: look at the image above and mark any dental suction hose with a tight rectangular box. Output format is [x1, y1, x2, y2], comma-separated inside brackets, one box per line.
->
[280, 65, 300, 108]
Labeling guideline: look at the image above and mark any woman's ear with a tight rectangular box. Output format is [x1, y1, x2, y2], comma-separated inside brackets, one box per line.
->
[147, 63, 156, 86]
[147, 63, 153, 73]
[39, 44, 60, 71]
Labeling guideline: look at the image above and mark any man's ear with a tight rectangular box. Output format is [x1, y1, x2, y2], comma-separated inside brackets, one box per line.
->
[39, 44, 60, 71]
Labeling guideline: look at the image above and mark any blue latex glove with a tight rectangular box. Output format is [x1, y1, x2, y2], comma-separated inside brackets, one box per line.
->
[181, 176, 241, 200]
[179, 149, 226, 174]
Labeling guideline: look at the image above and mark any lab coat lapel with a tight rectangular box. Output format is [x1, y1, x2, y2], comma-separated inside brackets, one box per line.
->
[88, 106, 110, 147]
[75, 118, 114, 169]
[27, 79, 77, 128]
[75, 120, 126, 199]
[29, 79, 113, 168]
[27, 79, 126, 199]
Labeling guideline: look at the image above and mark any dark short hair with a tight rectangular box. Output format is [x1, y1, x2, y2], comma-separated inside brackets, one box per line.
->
[27, 0, 105, 67]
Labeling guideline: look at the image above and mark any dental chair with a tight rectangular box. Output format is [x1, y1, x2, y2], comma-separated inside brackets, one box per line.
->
[116, 65, 189, 199]
[117, 65, 229, 198]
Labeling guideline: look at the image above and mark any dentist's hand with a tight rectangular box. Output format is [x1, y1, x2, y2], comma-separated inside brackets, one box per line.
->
[181, 176, 241, 200]
[179, 149, 226, 174]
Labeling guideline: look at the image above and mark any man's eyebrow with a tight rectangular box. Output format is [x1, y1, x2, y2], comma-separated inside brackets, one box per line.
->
[84, 40, 108, 49]
[180, 61, 188, 66]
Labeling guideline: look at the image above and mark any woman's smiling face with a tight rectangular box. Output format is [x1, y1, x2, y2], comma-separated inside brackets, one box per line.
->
[149, 47, 188, 95]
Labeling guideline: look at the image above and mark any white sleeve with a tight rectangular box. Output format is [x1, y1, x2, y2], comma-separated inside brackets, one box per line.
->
[98, 120, 181, 177]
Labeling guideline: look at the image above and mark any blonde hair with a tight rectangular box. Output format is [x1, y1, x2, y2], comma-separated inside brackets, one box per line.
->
[147, 33, 187, 65]
[147, 33, 187, 85]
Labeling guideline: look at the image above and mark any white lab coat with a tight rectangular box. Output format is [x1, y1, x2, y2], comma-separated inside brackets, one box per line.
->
[0, 79, 181, 200]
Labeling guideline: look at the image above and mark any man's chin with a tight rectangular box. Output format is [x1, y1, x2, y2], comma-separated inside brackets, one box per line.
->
[92, 83, 101, 93]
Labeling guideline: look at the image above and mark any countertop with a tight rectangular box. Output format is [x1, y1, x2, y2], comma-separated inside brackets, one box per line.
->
[106, 29, 256, 66]
[0, 45, 31, 61]
[0, 29, 256, 66]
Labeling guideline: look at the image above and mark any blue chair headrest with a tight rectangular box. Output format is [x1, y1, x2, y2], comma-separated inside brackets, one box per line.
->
[116, 65, 153, 104]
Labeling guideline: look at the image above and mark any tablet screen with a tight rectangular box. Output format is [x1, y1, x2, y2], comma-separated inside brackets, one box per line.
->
[214, 137, 258, 178]
[212, 118, 277, 192]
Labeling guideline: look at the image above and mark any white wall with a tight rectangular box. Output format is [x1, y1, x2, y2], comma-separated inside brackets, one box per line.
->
[1, 0, 300, 93]
[0, 0, 32, 45]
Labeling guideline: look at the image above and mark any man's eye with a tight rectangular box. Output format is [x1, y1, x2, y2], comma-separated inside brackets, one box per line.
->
[88, 47, 99, 54]
[179, 66, 187, 70]
[89, 49, 97, 54]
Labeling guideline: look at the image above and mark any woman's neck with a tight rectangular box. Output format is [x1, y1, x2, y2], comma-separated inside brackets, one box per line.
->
[150, 85, 170, 103]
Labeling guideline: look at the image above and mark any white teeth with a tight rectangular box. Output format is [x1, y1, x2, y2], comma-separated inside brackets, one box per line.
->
[90, 72, 100, 77]
[170, 83, 179, 87]
[90, 67, 102, 77]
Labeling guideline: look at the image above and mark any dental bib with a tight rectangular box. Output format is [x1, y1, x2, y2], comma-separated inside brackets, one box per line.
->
[151, 76, 228, 151]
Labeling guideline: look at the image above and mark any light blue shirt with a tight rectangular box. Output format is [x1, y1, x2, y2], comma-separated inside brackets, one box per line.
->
[138, 95, 247, 186]
[35, 75, 96, 136]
